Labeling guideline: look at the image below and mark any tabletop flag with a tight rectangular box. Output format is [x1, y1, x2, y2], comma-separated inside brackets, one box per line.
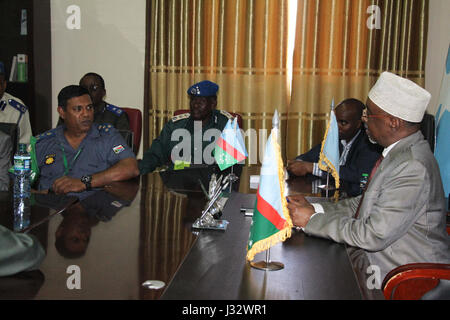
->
[318, 100, 340, 197]
[435, 44, 450, 198]
[246, 111, 292, 262]
[214, 117, 248, 171]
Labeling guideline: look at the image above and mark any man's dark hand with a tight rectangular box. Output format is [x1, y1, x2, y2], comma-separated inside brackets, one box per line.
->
[287, 160, 314, 176]
[287, 195, 315, 228]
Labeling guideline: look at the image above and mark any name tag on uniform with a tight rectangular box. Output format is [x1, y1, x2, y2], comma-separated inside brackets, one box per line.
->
[113, 145, 125, 154]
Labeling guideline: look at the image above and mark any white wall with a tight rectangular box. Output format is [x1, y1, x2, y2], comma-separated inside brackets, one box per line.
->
[425, 0, 450, 115]
[50, 0, 146, 157]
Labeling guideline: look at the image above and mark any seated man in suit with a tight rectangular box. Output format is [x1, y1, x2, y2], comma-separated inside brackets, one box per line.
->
[58, 72, 130, 131]
[0, 131, 12, 191]
[0, 61, 32, 144]
[32, 85, 139, 199]
[139, 80, 235, 174]
[287, 98, 382, 196]
[288, 72, 450, 281]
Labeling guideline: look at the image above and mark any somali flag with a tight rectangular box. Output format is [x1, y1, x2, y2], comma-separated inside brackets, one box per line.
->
[247, 128, 292, 262]
[435, 44, 450, 198]
[214, 118, 248, 171]
[318, 109, 340, 190]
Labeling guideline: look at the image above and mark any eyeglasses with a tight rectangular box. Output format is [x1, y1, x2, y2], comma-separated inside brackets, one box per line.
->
[362, 108, 390, 120]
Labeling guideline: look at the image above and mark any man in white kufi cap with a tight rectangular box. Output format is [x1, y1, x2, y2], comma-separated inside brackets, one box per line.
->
[288, 72, 450, 290]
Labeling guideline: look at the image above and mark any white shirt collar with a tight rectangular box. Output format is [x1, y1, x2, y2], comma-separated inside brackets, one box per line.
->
[382, 140, 400, 158]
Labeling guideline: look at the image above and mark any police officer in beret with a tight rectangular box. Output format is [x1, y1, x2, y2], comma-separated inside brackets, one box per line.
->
[139, 80, 235, 174]
[57, 72, 130, 131]
[0, 61, 33, 144]
[33, 85, 139, 198]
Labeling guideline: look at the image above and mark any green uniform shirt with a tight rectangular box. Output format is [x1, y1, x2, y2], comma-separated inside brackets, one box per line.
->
[139, 109, 234, 174]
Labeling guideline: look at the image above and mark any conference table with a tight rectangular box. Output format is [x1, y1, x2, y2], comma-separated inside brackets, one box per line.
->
[0, 165, 384, 300]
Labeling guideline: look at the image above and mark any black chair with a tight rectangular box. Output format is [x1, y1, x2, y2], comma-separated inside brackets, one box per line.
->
[0, 122, 18, 162]
[118, 129, 134, 153]
[420, 113, 435, 152]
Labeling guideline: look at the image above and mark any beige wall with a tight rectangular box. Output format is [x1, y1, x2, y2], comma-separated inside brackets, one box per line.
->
[50, 0, 146, 157]
[425, 0, 450, 114]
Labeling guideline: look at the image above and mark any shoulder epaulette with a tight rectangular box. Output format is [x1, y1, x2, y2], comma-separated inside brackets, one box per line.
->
[105, 104, 123, 116]
[97, 123, 114, 134]
[219, 110, 234, 120]
[172, 112, 190, 122]
[35, 129, 56, 142]
[0, 100, 6, 111]
[8, 99, 27, 114]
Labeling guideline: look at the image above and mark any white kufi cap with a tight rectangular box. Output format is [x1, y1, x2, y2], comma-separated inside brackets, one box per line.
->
[368, 72, 431, 122]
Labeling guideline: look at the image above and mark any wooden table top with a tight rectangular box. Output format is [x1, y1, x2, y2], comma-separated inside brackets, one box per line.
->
[0, 166, 382, 300]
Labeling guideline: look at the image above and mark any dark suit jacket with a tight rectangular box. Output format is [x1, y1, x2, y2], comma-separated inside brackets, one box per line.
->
[295, 129, 382, 196]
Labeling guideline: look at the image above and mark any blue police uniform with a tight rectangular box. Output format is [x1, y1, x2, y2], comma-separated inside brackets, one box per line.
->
[35, 124, 135, 197]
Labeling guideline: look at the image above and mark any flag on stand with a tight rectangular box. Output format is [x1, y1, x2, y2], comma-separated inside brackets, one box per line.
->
[318, 101, 340, 193]
[214, 117, 248, 171]
[247, 111, 292, 261]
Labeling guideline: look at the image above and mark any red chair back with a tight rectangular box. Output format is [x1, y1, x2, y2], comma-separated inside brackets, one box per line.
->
[174, 109, 243, 128]
[122, 107, 142, 154]
[382, 263, 450, 300]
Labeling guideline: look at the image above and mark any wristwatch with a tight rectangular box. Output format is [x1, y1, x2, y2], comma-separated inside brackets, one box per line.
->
[81, 175, 92, 191]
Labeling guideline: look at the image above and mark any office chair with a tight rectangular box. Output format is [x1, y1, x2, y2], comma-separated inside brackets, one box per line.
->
[121, 107, 142, 154]
[420, 112, 435, 152]
[0, 122, 18, 162]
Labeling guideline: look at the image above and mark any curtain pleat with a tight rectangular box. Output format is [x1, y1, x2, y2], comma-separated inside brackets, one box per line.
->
[287, 0, 427, 159]
[145, 0, 428, 160]
[147, 0, 290, 164]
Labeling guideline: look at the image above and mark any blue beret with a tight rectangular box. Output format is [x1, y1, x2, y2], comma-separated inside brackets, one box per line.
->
[0, 61, 5, 75]
[187, 80, 219, 97]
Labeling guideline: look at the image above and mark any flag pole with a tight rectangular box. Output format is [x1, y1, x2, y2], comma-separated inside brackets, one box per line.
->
[229, 118, 238, 193]
[250, 109, 284, 271]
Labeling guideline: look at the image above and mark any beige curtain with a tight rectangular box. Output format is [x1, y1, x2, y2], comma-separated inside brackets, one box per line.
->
[145, 0, 428, 162]
[146, 0, 290, 164]
[287, 0, 428, 159]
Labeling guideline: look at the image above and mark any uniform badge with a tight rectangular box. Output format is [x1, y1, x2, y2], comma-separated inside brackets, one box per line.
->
[113, 145, 125, 154]
[45, 154, 56, 165]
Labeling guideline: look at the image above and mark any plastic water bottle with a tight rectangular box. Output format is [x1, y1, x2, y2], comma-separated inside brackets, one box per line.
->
[13, 143, 31, 231]
[359, 173, 369, 193]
